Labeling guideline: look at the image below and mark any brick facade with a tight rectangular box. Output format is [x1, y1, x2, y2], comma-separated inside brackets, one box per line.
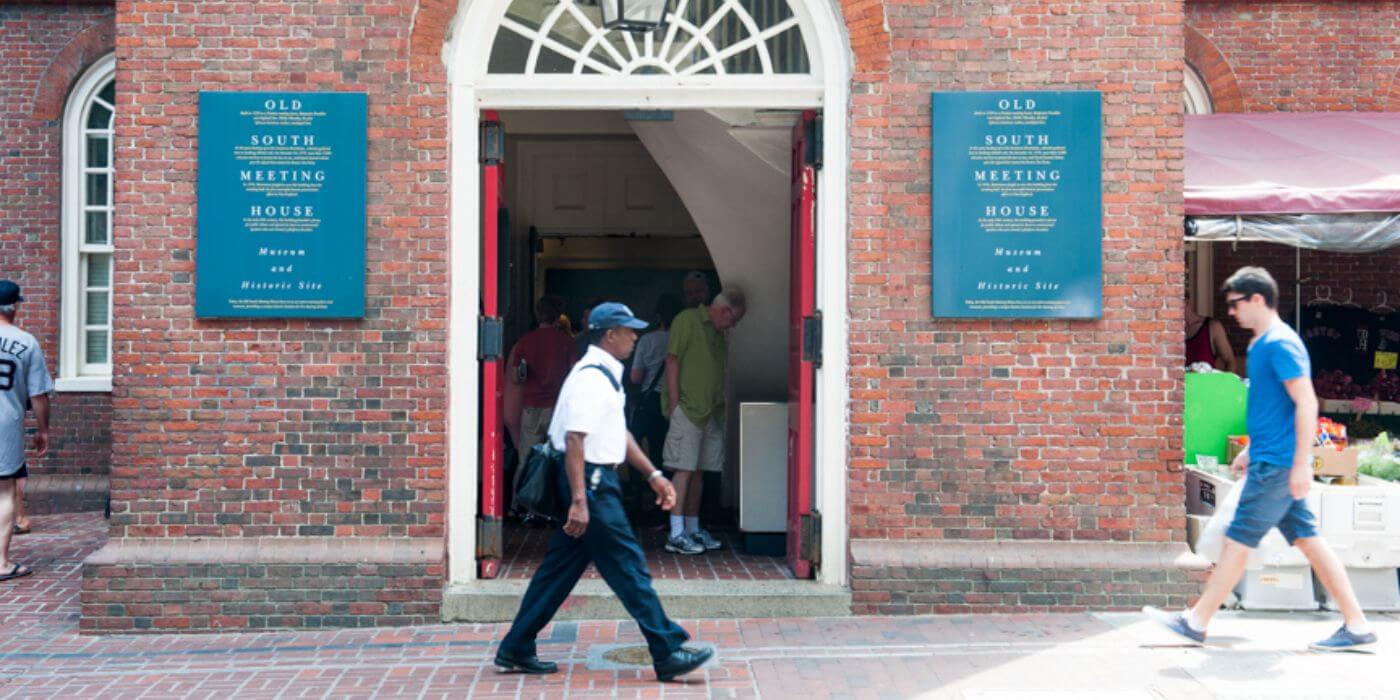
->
[0, 0, 1382, 630]
[0, 3, 115, 514]
[1210, 243, 1400, 363]
[842, 0, 1196, 614]
[1186, 1, 1400, 112]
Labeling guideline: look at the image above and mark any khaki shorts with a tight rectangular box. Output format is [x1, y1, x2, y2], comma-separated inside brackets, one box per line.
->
[517, 406, 553, 471]
[663, 406, 724, 473]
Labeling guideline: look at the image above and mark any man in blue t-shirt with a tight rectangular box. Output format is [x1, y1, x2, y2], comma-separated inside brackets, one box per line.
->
[1146, 267, 1376, 651]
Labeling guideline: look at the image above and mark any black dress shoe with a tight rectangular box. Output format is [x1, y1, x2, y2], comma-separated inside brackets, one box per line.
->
[494, 651, 559, 674]
[653, 646, 715, 682]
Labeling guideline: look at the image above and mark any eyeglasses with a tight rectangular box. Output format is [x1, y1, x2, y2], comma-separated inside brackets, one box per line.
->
[1224, 296, 1248, 310]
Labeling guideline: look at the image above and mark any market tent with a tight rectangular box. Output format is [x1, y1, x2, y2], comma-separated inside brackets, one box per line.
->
[1186, 113, 1400, 252]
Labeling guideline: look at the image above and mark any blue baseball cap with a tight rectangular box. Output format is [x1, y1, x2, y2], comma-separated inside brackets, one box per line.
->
[588, 302, 649, 331]
[0, 281, 24, 305]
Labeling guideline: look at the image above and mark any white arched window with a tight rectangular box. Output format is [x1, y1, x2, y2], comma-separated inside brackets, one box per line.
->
[1185, 64, 1212, 116]
[1184, 63, 1214, 316]
[488, 0, 812, 77]
[58, 54, 115, 392]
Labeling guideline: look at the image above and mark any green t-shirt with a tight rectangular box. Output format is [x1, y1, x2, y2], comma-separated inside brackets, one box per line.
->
[661, 306, 727, 426]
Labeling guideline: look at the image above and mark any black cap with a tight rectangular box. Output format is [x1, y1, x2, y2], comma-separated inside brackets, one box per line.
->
[0, 281, 23, 305]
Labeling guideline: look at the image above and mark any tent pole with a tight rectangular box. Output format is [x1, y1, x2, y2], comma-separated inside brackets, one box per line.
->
[1296, 246, 1302, 335]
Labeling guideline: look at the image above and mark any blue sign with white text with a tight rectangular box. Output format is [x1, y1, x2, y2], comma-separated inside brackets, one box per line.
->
[196, 92, 366, 318]
[932, 91, 1102, 318]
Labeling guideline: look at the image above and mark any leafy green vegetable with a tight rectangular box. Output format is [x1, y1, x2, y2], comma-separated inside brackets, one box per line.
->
[1357, 433, 1400, 481]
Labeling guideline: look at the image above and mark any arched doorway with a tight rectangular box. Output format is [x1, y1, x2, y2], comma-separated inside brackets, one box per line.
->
[444, 0, 853, 594]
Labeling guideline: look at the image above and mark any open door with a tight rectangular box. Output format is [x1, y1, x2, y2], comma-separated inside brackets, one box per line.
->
[478, 112, 506, 578]
[787, 111, 818, 579]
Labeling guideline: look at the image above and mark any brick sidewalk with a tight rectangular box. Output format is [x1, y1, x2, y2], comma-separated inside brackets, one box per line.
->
[1, 513, 1397, 698]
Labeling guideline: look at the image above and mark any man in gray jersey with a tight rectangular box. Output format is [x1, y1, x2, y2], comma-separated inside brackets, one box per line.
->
[0, 281, 53, 581]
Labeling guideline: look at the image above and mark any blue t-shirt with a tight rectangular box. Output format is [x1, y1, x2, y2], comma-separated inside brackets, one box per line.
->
[1246, 322, 1311, 469]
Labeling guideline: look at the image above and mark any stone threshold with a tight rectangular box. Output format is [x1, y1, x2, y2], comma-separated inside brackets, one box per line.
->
[442, 579, 852, 622]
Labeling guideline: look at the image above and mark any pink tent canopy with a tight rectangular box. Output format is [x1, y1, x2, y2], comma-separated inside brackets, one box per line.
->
[1185, 113, 1400, 216]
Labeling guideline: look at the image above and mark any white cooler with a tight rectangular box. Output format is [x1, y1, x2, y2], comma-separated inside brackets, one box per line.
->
[1315, 475, 1400, 611]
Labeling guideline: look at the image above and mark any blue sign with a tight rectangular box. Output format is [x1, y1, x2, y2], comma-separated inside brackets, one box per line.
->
[196, 92, 366, 318]
[932, 91, 1102, 318]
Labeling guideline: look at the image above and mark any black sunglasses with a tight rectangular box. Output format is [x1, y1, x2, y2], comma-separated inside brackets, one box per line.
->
[1224, 295, 1249, 309]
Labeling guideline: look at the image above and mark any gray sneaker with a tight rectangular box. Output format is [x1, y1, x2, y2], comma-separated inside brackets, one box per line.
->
[690, 529, 722, 551]
[665, 535, 704, 555]
[1143, 606, 1205, 645]
[1310, 625, 1377, 652]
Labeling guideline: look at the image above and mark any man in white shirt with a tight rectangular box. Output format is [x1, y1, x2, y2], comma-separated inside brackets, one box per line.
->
[495, 303, 716, 682]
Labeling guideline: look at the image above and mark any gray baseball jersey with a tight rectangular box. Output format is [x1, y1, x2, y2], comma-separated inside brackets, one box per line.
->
[0, 324, 52, 477]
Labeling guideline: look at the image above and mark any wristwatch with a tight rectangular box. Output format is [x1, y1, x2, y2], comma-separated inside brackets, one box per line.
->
[646, 470, 666, 483]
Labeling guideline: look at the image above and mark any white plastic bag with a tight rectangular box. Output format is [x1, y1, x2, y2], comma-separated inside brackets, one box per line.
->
[1194, 474, 1245, 563]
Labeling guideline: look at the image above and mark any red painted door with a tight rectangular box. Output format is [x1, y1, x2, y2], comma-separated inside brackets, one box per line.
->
[787, 111, 818, 579]
[479, 111, 506, 579]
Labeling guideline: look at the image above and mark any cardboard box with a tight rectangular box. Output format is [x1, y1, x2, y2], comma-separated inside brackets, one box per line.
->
[1312, 445, 1360, 480]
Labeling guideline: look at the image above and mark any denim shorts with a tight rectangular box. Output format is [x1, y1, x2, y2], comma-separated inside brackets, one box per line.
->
[1226, 462, 1319, 548]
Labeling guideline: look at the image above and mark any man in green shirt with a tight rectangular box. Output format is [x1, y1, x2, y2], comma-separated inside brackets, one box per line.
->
[661, 286, 746, 555]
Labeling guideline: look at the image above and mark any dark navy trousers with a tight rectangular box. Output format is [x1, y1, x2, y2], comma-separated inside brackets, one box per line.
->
[499, 463, 689, 662]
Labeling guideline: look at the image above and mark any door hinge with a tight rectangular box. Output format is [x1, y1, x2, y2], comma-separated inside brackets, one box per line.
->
[805, 114, 823, 169]
[479, 316, 503, 361]
[477, 516, 503, 559]
[801, 312, 823, 367]
[800, 510, 821, 565]
[480, 119, 504, 165]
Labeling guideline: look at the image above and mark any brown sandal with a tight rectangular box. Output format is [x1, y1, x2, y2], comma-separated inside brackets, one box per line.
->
[12, 524, 30, 535]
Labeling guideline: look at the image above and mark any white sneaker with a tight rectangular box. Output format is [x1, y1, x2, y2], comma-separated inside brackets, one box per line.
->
[665, 535, 704, 555]
[690, 529, 722, 551]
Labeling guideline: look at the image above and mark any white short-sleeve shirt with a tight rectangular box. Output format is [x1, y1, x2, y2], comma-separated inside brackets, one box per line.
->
[547, 345, 629, 464]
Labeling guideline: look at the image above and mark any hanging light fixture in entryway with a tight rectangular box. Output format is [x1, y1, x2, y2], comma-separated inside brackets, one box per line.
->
[598, 0, 674, 33]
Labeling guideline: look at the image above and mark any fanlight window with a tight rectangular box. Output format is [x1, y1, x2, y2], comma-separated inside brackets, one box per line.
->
[489, 0, 812, 76]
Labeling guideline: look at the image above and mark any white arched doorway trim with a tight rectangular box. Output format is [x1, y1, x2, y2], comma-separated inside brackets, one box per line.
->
[444, 0, 852, 587]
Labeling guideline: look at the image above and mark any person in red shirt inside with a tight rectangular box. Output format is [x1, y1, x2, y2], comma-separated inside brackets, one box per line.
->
[1186, 288, 1238, 374]
[508, 295, 578, 507]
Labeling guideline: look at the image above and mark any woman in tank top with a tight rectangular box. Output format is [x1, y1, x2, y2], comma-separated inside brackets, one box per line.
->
[1186, 288, 1239, 373]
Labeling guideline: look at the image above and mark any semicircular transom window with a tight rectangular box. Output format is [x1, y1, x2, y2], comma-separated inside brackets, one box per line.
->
[488, 0, 813, 76]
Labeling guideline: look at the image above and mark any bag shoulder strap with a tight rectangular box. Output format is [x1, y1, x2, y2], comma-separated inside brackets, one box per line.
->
[583, 363, 621, 392]
[641, 360, 664, 394]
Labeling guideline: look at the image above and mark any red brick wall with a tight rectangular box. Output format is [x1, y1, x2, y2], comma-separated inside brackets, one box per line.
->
[1186, 0, 1400, 112]
[844, 1, 1186, 551]
[108, 1, 448, 541]
[0, 3, 115, 481]
[1210, 243, 1400, 363]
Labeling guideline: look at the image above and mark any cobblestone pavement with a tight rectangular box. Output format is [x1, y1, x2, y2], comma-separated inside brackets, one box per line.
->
[2, 513, 1398, 698]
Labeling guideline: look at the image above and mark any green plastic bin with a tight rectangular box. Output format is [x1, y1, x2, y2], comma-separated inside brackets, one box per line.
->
[1184, 372, 1248, 467]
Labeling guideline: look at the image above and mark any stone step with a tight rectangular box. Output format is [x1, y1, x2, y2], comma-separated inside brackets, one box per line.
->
[442, 579, 851, 622]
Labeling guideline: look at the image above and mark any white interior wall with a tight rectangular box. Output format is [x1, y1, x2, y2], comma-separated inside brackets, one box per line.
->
[631, 111, 793, 404]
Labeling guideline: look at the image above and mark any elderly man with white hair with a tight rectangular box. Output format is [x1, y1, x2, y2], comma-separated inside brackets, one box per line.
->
[660, 285, 745, 555]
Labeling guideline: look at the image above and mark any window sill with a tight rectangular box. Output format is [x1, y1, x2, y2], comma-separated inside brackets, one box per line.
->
[55, 376, 112, 393]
